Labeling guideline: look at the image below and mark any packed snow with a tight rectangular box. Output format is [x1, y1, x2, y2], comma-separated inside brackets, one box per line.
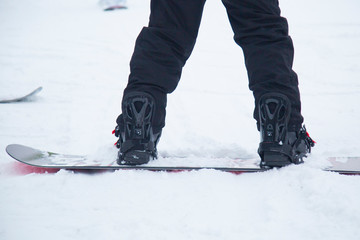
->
[1, 0, 360, 239]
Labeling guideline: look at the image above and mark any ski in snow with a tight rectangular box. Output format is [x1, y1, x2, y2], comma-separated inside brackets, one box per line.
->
[104, 5, 127, 11]
[99, 0, 127, 11]
[0, 87, 42, 103]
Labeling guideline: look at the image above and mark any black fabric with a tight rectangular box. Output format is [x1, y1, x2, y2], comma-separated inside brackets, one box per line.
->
[122, 0, 303, 131]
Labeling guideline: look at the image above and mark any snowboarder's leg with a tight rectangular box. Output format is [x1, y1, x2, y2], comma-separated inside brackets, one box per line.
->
[115, 0, 206, 164]
[222, 0, 302, 129]
[222, 0, 314, 166]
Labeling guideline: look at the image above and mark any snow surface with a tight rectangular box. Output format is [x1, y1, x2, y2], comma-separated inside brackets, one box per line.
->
[1, 0, 360, 239]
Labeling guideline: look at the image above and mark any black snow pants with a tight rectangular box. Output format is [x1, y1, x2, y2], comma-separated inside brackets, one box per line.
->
[122, 0, 303, 133]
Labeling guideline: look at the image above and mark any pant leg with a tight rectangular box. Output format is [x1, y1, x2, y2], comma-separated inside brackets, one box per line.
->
[123, 0, 206, 132]
[222, 0, 303, 130]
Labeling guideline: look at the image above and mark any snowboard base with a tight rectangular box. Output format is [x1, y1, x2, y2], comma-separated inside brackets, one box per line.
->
[5, 144, 360, 174]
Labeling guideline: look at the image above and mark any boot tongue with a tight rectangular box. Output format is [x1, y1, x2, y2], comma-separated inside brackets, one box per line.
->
[284, 131, 298, 145]
[288, 124, 301, 132]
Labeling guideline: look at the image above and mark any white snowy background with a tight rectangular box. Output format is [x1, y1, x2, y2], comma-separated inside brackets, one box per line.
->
[1, 0, 360, 239]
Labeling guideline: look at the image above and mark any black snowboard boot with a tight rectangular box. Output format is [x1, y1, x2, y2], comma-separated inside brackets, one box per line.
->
[257, 93, 315, 168]
[114, 92, 161, 165]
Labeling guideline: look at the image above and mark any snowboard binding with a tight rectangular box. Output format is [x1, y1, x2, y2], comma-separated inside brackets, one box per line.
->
[257, 93, 315, 168]
[114, 92, 161, 165]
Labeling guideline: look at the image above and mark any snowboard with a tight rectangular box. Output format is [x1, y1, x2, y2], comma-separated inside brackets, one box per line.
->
[0, 87, 42, 103]
[5, 144, 360, 174]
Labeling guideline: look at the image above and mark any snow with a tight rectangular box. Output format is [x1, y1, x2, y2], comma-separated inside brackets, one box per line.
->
[0, 0, 360, 239]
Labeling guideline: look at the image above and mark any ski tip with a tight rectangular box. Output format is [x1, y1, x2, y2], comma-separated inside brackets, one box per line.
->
[27, 86, 43, 97]
[34, 86, 43, 92]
